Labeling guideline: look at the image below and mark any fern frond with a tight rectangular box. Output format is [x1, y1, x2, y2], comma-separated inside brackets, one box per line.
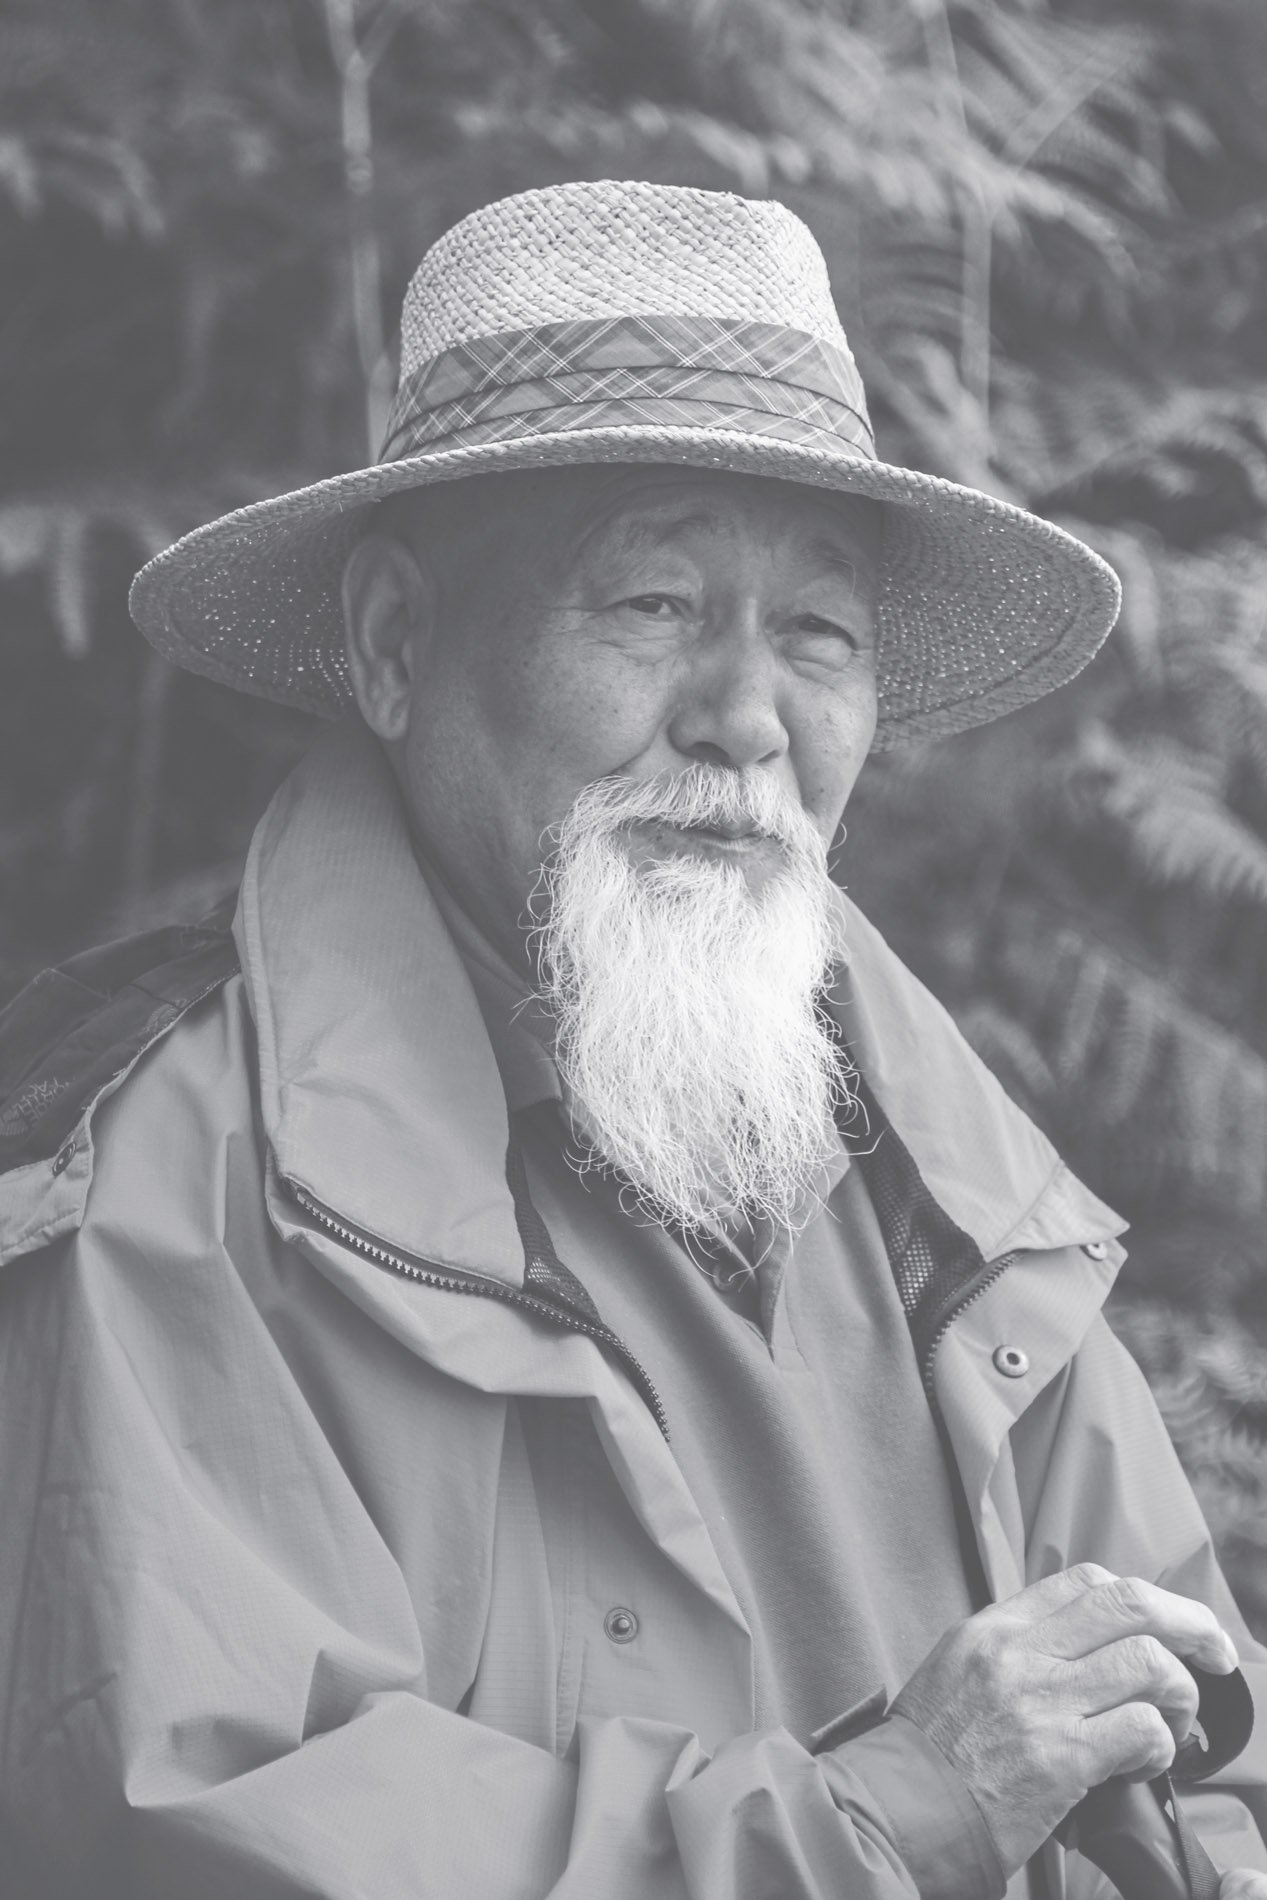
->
[0, 485, 240, 654]
[955, 999, 1058, 1105]
[957, 8, 1165, 207]
[1217, 649, 1267, 785]
[1030, 379, 1267, 510]
[1080, 533, 1267, 787]
[1055, 722, 1267, 909]
[1115, 1307, 1264, 1449]
[994, 903, 1267, 1219]
[1107, 1297, 1267, 1634]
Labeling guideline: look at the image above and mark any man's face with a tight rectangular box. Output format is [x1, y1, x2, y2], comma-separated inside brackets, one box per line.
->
[345, 463, 880, 1230]
[361, 463, 880, 960]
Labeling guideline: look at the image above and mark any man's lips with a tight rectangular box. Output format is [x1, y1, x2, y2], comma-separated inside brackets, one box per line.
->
[684, 820, 762, 842]
[633, 817, 776, 850]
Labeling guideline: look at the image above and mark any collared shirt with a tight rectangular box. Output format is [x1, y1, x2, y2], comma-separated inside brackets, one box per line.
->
[420, 847, 978, 1744]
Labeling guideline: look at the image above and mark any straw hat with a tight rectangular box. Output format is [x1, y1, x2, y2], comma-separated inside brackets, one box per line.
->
[129, 179, 1120, 747]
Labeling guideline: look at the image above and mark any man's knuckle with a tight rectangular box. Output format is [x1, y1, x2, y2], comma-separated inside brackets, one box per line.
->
[1105, 1574, 1153, 1622]
[1066, 1561, 1115, 1593]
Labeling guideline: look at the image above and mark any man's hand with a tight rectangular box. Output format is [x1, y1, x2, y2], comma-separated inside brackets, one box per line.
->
[1221, 1876, 1267, 1897]
[890, 1563, 1240, 1873]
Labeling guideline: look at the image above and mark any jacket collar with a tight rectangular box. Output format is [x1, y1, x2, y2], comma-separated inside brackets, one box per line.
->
[828, 905, 1124, 1260]
[235, 718, 1123, 1287]
[235, 717, 527, 1285]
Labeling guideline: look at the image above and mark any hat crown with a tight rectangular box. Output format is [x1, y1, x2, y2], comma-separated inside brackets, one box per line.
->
[398, 179, 857, 374]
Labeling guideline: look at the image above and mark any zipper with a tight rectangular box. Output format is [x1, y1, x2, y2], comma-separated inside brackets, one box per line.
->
[918, 1249, 1020, 1410]
[917, 1248, 1021, 1613]
[288, 1181, 671, 1440]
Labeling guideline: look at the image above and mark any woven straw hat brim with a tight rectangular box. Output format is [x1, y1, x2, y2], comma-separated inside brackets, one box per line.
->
[129, 421, 1121, 748]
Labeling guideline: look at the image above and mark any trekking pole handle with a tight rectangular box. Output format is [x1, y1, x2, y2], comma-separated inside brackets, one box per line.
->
[1060, 1666, 1255, 1900]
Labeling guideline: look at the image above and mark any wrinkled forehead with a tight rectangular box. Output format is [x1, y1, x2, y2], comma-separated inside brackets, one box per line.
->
[567, 467, 881, 576]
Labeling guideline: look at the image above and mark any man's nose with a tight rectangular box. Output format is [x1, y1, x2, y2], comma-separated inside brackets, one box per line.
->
[666, 627, 788, 770]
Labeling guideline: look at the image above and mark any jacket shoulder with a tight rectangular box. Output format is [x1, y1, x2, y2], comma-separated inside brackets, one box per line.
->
[0, 906, 241, 1178]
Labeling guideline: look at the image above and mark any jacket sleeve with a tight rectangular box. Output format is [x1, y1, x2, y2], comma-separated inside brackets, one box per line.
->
[1013, 1312, 1267, 1877]
[0, 1198, 1004, 1900]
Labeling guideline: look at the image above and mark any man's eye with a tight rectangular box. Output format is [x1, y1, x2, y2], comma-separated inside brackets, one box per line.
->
[793, 613, 858, 648]
[623, 594, 678, 618]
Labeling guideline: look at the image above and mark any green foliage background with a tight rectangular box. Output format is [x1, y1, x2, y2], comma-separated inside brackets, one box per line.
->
[2, 0, 1266, 1630]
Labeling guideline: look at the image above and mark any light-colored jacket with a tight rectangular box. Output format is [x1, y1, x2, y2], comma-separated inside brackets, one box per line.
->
[1, 720, 1264, 1900]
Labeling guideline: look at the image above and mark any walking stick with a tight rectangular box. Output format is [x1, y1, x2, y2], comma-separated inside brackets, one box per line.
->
[1061, 1665, 1256, 1900]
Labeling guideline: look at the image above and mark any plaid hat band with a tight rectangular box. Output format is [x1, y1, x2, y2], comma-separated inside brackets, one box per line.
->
[381, 314, 877, 463]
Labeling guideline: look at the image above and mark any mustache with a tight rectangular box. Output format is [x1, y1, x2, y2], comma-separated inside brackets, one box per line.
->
[544, 764, 824, 858]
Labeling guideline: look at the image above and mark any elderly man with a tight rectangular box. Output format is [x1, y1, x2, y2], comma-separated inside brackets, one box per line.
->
[0, 181, 1264, 1900]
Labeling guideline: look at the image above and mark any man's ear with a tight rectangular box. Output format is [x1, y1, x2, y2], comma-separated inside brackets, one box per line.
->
[341, 531, 437, 744]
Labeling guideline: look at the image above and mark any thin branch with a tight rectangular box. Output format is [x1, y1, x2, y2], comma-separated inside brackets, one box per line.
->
[323, 0, 395, 458]
[921, 1, 992, 438]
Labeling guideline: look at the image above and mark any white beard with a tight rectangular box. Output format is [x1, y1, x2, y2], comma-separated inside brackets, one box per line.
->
[531, 765, 853, 1238]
